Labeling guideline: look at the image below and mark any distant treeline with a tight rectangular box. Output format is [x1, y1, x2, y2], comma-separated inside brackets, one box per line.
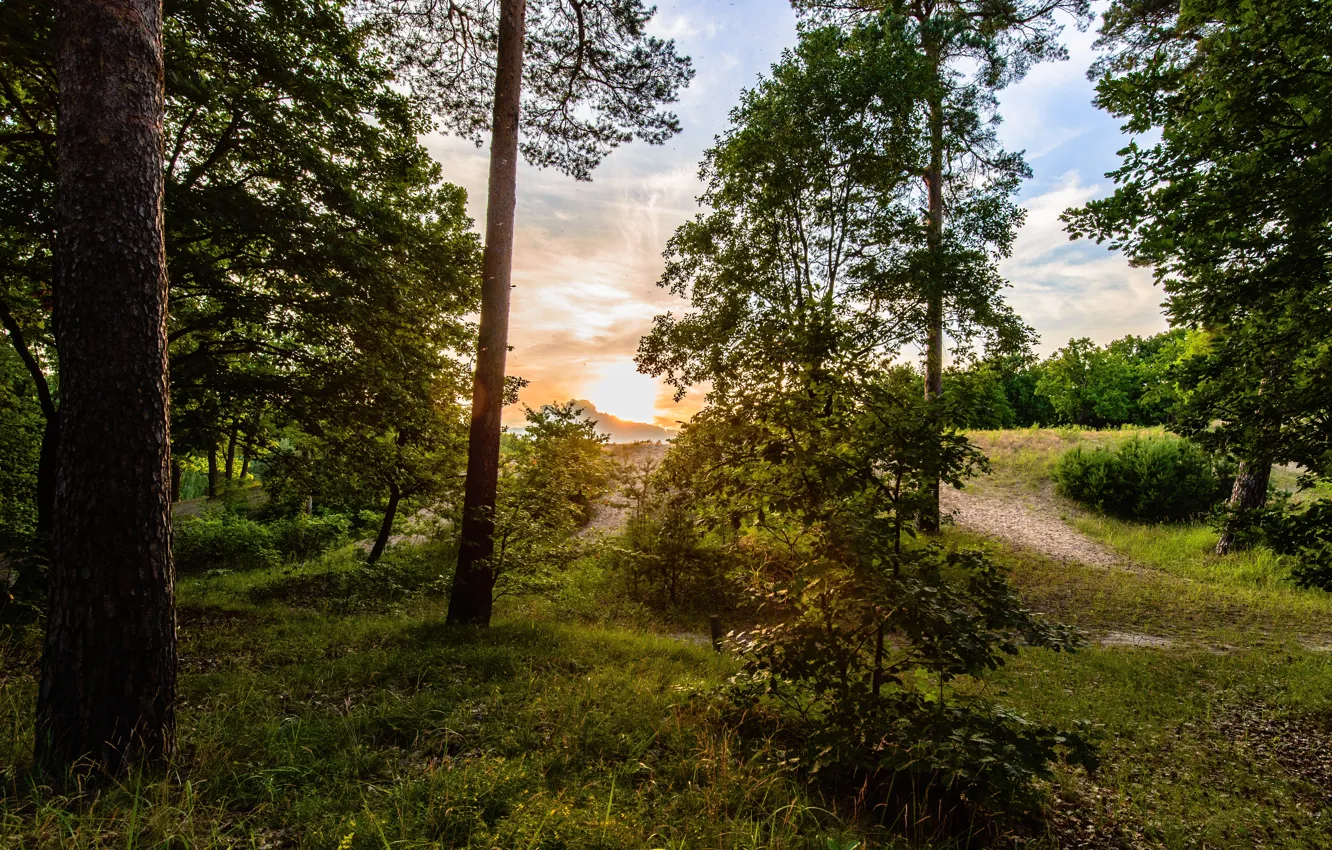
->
[942, 329, 1198, 429]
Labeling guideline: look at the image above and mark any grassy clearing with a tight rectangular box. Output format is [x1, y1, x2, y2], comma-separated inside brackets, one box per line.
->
[6, 428, 1332, 847]
[2, 552, 871, 849]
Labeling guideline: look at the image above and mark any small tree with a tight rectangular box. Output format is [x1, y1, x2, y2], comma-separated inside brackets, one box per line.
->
[489, 402, 612, 596]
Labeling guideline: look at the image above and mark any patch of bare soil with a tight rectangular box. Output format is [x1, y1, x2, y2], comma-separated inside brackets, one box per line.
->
[1214, 704, 1332, 804]
[1099, 631, 1175, 649]
[941, 485, 1126, 570]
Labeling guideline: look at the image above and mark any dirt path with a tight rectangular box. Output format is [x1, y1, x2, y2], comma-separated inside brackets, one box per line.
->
[941, 485, 1126, 569]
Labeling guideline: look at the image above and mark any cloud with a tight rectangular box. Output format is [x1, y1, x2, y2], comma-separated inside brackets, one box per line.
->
[1001, 173, 1168, 352]
[572, 399, 676, 443]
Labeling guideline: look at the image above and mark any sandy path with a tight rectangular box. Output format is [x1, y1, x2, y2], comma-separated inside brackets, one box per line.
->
[941, 485, 1126, 569]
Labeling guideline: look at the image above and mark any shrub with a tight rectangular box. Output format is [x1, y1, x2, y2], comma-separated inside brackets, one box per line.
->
[267, 513, 349, 561]
[720, 545, 1096, 829]
[174, 513, 279, 573]
[1053, 436, 1226, 522]
[175, 511, 350, 573]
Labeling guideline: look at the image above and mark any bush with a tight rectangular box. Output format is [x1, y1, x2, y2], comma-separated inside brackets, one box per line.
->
[175, 511, 350, 573]
[719, 545, 1096, 829]
[174, 513, 279, 573]
[267, 513, 349, 561]
[1053, 436, 1227, 522]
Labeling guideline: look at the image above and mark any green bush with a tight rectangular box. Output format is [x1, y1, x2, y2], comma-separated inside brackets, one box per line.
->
[175, 512, 350, 573]
[267, 513, 349, 561]
[1053, 436, 1226, 522]
[174, 513, 279, 573]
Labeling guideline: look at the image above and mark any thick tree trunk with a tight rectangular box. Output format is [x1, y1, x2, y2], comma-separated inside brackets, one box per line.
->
[920, 79, 945, 534]
[447, 0, 527, 628]
[367, 483, 402, 565]
[207, 445, 218, 499]
[224, 420, 239, 481]
[37, 0, 176, 774]
[1216, 459, 1271, 555]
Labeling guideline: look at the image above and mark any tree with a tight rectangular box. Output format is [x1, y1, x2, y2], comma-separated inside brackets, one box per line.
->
[1065, 0, 1332, 554]
[370, 0, 693, 626]
[2, 0, 482, 582]
[36, 0, 176, 773]
[487, 402, 612, 595]
[790, 0, 1089, 526]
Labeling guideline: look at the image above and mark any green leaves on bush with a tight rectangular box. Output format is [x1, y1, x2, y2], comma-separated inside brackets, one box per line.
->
[174, 512, 349, 573]
[722, 546, 1095, 824]
[1053, 437, 1229, 522]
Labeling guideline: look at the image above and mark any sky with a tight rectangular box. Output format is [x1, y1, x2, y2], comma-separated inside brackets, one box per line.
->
[420, 0, 1168, 435]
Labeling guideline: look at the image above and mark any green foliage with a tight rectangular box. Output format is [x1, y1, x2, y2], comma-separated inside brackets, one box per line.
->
[944, 330, 1198, 428]
[610, 451, 733, 611]
[174, 514, 281, 574]
[941, 362, 1016, 429]
[1053, 436, 1228, 522]
[1213, 491, 1332, 591]
[174, 511, 349, 574]
[489, 402, 614, 595]
[1067, 0, 1332, 475]
[249, 540, 454, 612]
[0, 345, 40, 555]
[724, 545, 1093, 822]
[373, 0, 694, 182]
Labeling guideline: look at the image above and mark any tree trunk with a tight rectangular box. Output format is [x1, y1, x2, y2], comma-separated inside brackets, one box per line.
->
[920, 74, 945, 534]
[207, 445, 218, 499]
[224, 420, 238, 481]
[447, 0, 527, 628]
[239, 444, 250, 481]
[367, 482, 402, 565]
[37, 0, 176, 774]
[170, 456, 181, 503]
[1216, 459, 1271, 555]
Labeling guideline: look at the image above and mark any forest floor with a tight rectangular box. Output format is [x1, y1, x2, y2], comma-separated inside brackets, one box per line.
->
[4, 429, 1332, 848]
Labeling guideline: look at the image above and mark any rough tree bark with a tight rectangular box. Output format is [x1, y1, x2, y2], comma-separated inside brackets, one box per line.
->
[447, 0, 527, 627]
[36, 0, 176, 774]
[367, 481, 402, 565]
[920, 70, 945, 534]
[1216, 459, 1272, 556]
[170, 457, 181, 503]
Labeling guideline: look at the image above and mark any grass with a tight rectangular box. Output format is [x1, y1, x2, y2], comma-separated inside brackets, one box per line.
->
[6, 427, 1332, 847]
[1, 547, 871, 849]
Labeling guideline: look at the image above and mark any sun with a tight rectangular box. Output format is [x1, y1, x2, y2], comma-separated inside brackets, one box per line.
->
[582, 358, 662, 425]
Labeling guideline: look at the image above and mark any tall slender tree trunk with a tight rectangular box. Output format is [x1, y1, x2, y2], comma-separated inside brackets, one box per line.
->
[37, 0, 176, 774]
[170, 456, 181, 503]
[367, 482, 402, 565]
[207, 445, 218, 499]
[224, 420, 239, 481]
[239, 444, 250, 481]
[447, 0, 527, 628]
[920, 72, 945, 534]
[1216, 459, 1271, 555]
